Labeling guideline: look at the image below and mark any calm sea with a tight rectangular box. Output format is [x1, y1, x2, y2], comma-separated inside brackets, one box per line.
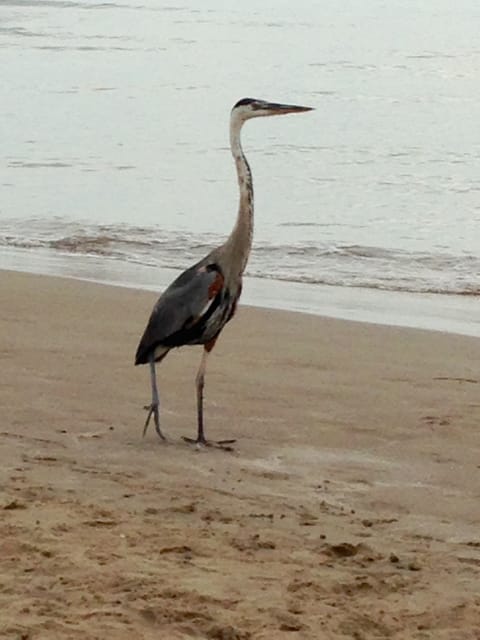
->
[1, 0, 479, 334]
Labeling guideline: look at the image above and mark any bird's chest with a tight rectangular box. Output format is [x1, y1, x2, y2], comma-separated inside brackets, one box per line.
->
[200, 287, 237, 340]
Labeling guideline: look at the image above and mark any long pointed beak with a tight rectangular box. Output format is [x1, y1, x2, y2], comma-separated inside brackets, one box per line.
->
[261, 101, 314, 115]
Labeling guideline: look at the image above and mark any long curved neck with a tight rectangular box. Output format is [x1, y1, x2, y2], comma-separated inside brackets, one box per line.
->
[222, 113, 254, 277]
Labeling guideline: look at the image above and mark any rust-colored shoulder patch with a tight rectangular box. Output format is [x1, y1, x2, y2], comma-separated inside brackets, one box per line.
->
[208, 271, 224, 299]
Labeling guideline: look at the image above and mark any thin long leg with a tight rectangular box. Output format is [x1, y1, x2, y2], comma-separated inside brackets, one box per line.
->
[195, 348, 209, 444]
[143, 355, 166, 440]
[183, 340, 236, 449]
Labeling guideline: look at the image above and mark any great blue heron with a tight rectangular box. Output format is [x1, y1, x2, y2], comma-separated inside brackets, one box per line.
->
[135, 97, 313, 447]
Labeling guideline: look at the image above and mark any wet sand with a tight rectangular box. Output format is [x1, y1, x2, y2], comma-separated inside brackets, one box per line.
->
[1, 270, 479, 639]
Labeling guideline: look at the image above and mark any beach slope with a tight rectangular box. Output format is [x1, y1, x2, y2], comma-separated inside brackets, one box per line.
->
[1, 270, 479, 639]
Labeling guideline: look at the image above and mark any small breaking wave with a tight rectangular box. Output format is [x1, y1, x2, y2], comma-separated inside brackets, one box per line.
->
[0, 218, 478, 297]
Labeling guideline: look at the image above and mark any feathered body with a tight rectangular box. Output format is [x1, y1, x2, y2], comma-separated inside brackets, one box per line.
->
[135, 103, 253, 367]
[134, 259, 241, 365]
[135, 98, 312, 445]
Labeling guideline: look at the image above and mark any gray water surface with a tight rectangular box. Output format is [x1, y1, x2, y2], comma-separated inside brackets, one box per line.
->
[1, 1, 479, 307]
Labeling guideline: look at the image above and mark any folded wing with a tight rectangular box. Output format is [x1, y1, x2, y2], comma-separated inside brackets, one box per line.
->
[134, 262, 226, 365]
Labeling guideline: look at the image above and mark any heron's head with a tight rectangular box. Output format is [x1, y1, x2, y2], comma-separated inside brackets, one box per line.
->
[232, 98, 313, 123]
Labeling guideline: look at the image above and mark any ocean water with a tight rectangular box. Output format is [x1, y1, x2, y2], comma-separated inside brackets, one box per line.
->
[1, 1, 479, 333]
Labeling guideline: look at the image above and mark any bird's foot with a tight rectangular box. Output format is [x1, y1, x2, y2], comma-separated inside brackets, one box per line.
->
[182, 436, 236, 452]
[143, 403, 166, 441]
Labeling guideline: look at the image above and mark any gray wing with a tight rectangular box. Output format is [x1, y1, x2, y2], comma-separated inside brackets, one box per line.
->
[135, 263, 225, 365]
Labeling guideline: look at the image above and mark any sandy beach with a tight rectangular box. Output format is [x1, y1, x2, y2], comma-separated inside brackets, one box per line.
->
[1, 269, 479, 639]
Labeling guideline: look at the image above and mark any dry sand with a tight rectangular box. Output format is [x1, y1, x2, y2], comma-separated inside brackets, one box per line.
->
[1, 269, 479, 639]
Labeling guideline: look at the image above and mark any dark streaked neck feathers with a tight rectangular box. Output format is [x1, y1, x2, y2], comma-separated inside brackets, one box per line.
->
[215, 110, 254, 287]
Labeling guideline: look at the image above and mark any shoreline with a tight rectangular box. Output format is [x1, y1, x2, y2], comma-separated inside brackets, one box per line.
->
[1, 269, 479, 638]
[1, 245, 479, 338]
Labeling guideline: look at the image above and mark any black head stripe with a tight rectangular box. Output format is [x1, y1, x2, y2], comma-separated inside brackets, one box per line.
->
[233, 98, 256, 108]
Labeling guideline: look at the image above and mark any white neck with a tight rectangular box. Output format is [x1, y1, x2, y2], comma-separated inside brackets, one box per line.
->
[222, 112, 254, 277]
